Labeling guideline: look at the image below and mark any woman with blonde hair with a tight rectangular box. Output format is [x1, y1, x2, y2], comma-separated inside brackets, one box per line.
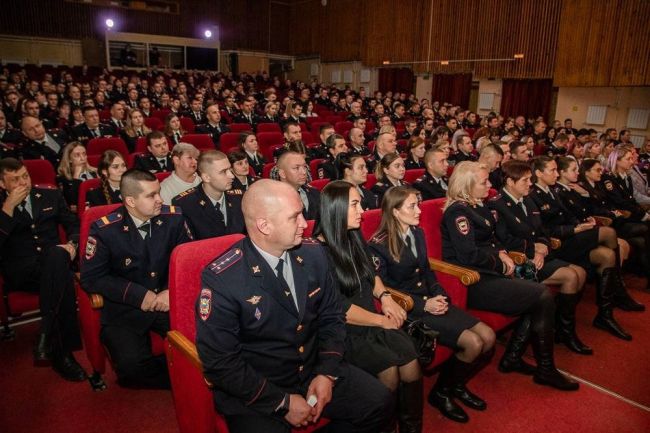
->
[121, 108, 152, 152]
[56, 141, 98, 211]
[442, 161, 578, 391]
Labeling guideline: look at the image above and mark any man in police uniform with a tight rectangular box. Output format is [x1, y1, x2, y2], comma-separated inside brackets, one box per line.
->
[81, 169, 192, 388]
[19, 115, 66, 168]
[316, 134, 348, 180]
[196, 179, 393, 432]
[195, 103, 230, 148]
[133, 131, 173, 173]
[172, 150, 245, 240]
[277, 152, 320, 221]
[0, 158, 85, 381]
[414, 147, 450, 200]
[71, 106, 116, 143]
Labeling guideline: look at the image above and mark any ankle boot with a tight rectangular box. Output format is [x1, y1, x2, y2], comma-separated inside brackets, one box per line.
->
[498, 316, 537, 375]
[612, 246, 645, 311]
[397, 379, 423, 433]
[555, 293, 593, 355]
[530, 331, 579, 391]
[427, 359, 468, 423]
[450, 359, 487, 411]
[593, 268, 632, 341]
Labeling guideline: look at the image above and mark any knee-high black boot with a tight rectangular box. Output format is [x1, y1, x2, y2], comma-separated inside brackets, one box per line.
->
[498, 316, 537, 375]
[427, 358, 468, 423]
[530, 330, 579, 391]
[555, 293, 593, 355]
[612, 246, 645, 312]
[451, 359, 487, 411]
[397, 379, 423, 433]
[593, 268, 632, 340]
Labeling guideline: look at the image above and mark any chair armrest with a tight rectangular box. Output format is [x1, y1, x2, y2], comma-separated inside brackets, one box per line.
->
[429, 258, 480, 286]
[507, 251, 527, 265]
[89, 294, 104, 309]
[550, 238, 561, 250]
[593, 216, 612, 227]
[385, 287, 414, 312]
[619, 210, 631, 218]
[167, 330, 214, 387]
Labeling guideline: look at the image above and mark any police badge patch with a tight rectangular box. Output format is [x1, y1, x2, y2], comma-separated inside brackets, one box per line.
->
[199, 288, 212, 321]
[455, 216, 470, 235]
[85, 236, 97, 260]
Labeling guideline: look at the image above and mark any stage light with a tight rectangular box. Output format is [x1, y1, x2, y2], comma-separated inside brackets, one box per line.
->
[105, 19, 114, 29]
[204, 29, 212, 39]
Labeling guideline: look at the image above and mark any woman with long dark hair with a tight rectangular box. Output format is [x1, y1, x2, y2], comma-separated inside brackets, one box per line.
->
[369, 186, 495, 423]
[86, 150, 126, 207]
[314, 180, 422, 433]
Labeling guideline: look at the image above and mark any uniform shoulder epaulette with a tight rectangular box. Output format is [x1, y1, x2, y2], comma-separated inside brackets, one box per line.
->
[415, 175, 426, 183]
[375, 182, 384, 187]
[207, 246, 243, 275]
[175, 188, 196, 199]
[33, 184, 57, 190]
[160, 204, 182, 215]
[488, 194, 501, 202]
[96, 210, 124, 228]
[226, 189, 243, 195]
[369, 232, 388, 244]
[301, 237, 320, 245]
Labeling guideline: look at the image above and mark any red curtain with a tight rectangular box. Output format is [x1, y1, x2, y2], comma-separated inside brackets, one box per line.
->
[430, 74, 472, 107]
[378, 68, 415, 94]
[500, 79, 553, 121]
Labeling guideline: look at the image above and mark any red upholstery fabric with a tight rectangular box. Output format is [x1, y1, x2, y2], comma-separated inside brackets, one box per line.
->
[360, 208, 382, 241]
[303, 220, 316, 237]
[228, 123, 253, 133]
[182, 134, 214, 151]
[87, 137, 129, 157]
[404, 169, 425, 184]
[76, 178, 101, 219]
[334, 121, 353, 135]
[155, 171, 171, 182]
[262, 162, 276, 179]
[219, 133, 240, 153]
[363, 173, 377, 190]
[309, 158, 327, 179]
[144, 117, 164, 131]
[257, 132, 284, 151]
[256, 123, 280, 133]
[301, 131, 316, 145]
[23, 159, 56, 185]
[309, 178, 330, 191]
[179, 117, 196, 134]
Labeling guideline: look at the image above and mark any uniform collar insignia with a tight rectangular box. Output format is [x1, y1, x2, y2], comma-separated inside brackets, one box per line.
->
[284, 290, 291, 297]
[125, 258, 131, 266]
[246, 295, 262, 305]
[199, 200, 206, 206]
[296, 256, 303, 264]
[34, 193, 41, 198]
[252, 265, 260, 274]
[123, 225, 129, 231]
[156, 219, 163, 226]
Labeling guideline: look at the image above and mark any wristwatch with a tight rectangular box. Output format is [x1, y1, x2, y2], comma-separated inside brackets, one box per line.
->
[275, 394, 290, 417]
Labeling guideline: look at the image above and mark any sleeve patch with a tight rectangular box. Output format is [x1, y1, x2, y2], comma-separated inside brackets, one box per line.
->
[199, 288, 212, 321]
[455, 216, 470, 235]
[85, 236, 97, 260]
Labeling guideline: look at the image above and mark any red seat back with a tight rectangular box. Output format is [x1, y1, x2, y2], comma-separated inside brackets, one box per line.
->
[219, 133, 240, 153]
[360, 208, 382, 241]
[404, 169, 425, 184]
[24, 159, 56, 185]
[179, 117, 196, 134]
[309, 158, 327, 179]
[144, 117, 164, 131]
[256, 123, 280, 133]
[182, 134, 214, 151]
[303, 220, 317, 237]
[257, 132, 284, 150]
[308, 178, 330, 191]
[301, 131, 316, 145]
[77, 178, 102, 219]
[229, 123, 253, 133]
[364, 173, 377, 190]
[87, 137, 129, 157]
[262, 162, 276, 178]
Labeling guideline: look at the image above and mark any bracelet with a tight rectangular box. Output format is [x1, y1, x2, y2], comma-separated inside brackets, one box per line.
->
[377, 290, 391, 300]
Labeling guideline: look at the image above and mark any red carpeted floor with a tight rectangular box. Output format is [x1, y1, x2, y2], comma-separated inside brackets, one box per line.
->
[1, 277, 649, 433]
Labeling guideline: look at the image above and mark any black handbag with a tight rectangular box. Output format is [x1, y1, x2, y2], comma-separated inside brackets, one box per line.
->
[514, 260, 538, 282]
[404, 319, 439, 366]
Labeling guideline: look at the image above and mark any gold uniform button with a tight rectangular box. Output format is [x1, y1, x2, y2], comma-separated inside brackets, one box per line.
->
[298, 365, 304, 372]
[417, 282, 422, 287]
[150, 272, 157, 277]
[423, 296, 428, 301]
[33, 235, 38, 239]
[36, 247, 42, 252]
[31, 224, 36, 229]
[415, 268, 420, 273]
[298, 346, 304, 353]
[296, 324, 303, 332]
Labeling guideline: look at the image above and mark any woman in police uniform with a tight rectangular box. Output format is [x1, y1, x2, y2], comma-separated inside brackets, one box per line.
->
[441, 161, 578, 392]
[370, 186, 494, 423]
[488, 160, 591, 355]
[315, 181, 422, 433]
[371, 154, 408, 203]
[530, 156, 635, 340]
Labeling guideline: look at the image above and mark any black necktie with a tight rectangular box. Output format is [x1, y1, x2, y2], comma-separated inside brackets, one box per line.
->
[159, 159, 166, 169]
[518, 201, 527, 216]
[405, 233, 417, 258]
[215, 202, 225, 226]
[139, 222, 151, 240]
[17, 200, 31, 220]
[275, 258, 297, 309]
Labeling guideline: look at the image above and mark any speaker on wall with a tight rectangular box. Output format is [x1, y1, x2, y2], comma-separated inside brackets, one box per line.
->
[229, 52, 238, 76]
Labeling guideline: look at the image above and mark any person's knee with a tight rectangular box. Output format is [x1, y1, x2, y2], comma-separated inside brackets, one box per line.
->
[481, 326, 496, 351]
[461, 331, 484, 359]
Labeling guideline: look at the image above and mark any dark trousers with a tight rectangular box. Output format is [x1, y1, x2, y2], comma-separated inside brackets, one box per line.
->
[225, 363, 394, 433]
[3, 247, 81, 352]
[101, 312, 170, 389]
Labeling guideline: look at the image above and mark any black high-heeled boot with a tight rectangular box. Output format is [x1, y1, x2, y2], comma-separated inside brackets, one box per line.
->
[498, 316, 537, 375]
[593, 268, 632, 340]
[531, 331, 579, 391]
[427, 359, 468, 423]
[612, 246, 645, 311]
[555, 293, 593, 355]
[397, 379, 423, 433]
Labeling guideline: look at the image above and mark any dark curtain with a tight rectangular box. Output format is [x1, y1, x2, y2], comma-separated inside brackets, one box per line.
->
[500, 79, 553, 120]
[378, 68, 415, 94]
[430, 74, 472, 107]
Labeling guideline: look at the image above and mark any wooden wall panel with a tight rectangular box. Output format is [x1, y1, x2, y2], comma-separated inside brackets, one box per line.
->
[555, 0, 650, 86]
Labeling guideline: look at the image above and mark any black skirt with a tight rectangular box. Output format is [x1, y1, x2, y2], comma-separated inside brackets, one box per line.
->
[555, 228, 599, 269]
[344, 326, 418, 375]
[410, 305, 479, 349]
[467, 274, 546, 316]
[537, 258, 571, 282]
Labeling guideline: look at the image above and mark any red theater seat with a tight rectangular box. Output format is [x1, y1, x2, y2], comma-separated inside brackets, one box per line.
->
[309, 158, 327, 179]
[309, 178, 330, 191]
[144, 117, 164, 131]
[219, 133, 240, 153]
[179, 117, 196, 134]
[404, 168, 425, 184]
[166, 234, 328, 433]
[228, 123, 253, 133]
[256, 123, 280, 133]
[87, 137, 129, 157]
[182, 134, 214, 151]
[23, 159, 56, 185]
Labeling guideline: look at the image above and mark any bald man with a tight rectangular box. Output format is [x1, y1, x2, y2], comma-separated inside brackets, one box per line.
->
[196, 179, 393, 433]
[20, 115, 66, 168]
[277, 151, 320, 220]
